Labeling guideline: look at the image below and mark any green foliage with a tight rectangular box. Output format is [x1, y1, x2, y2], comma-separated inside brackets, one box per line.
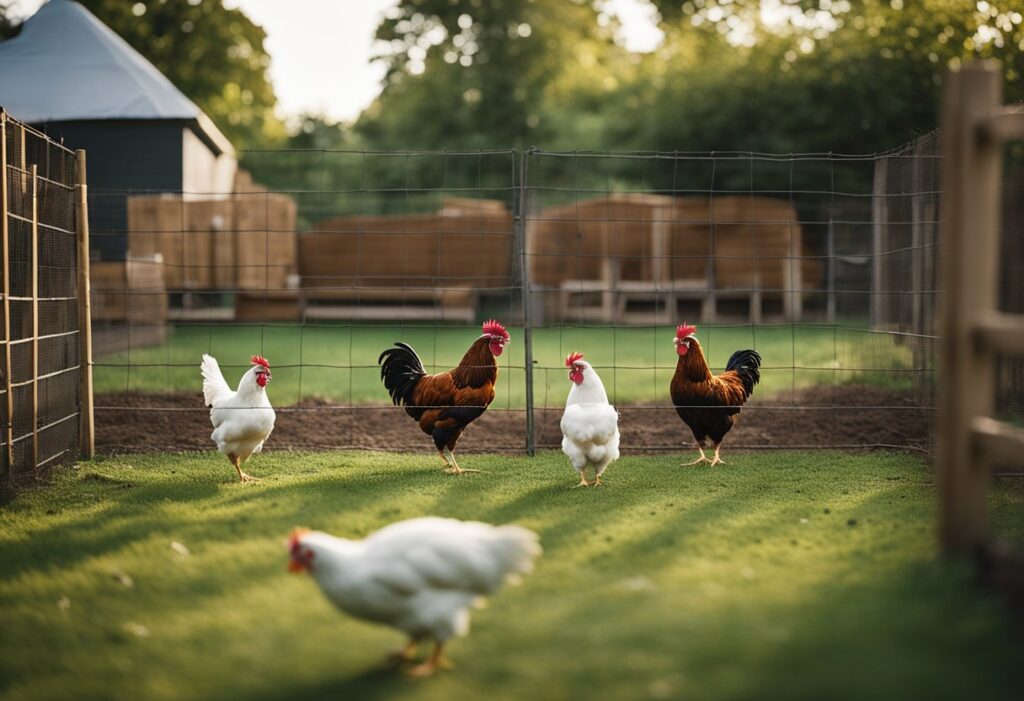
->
[72, 0, 285, 148]
[1, 450, 1022, 700]
[356, 0, 1024, 157]
[356, 0, 629, 150]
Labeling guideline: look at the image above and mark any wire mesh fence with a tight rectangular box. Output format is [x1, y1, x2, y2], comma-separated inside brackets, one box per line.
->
[0, 110, 83, 485]
[85, 138, 968, 456]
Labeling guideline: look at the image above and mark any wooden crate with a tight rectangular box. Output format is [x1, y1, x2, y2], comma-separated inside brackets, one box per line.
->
[235, 291, 301, 321]
[90, 257, 168, 324]
[300, 199, 512, 317]
[126, 169, 297, 294]
[234, 192, 298, 291]
[528, 193, 671, 287]
[528, 194, 817, 321]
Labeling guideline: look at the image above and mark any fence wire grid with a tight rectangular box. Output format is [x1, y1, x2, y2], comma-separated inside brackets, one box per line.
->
[0, 111, 81, 484]
[85, 134, 1023, 457]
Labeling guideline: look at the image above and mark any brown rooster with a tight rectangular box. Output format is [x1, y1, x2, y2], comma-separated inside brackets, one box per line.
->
[670, 323, 761, 466]
[378, 320, 510, 475]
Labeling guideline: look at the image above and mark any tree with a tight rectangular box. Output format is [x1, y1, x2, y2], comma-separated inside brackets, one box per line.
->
[357, 0, 629, 150]
[638, 0, 1024, 152]
[64, 0, 284, 148]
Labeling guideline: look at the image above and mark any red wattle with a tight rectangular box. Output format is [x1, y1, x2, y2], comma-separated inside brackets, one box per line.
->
[570, 370, 584, 384]
[677, 345, 688, 357]
[490, 341, 504, 357]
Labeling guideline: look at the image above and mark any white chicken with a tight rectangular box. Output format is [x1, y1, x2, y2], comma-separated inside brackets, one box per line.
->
[288, 517, 541, 677]
[200, 354, 275, 483]
[560, 352, 620, 487]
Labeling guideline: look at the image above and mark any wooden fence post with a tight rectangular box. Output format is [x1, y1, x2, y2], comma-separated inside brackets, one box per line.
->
[30, 165, 39, 470]
[76, 150, 95, 460]
[0, 112, 12, 473]
[937, 61, 1003, 555]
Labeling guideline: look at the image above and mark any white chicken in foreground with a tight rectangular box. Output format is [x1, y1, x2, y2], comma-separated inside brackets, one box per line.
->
[201, 353, 275, 482]
[288, 517, 541, 677]
[561, 352, 620, 487]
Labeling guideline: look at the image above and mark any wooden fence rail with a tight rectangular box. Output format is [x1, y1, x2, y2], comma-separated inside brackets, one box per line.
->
[937, 61, 1024, 555]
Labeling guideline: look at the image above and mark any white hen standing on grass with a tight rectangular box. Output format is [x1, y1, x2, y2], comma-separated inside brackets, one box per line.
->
[201, 354, 275, 483]
[288, 517, 541, 677]
[561, 352, 620, 487]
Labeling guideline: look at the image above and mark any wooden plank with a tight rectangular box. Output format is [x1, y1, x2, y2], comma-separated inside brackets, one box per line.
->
[936, 61, 1003, 555]
[972, 416, 1024, 467]
[1, 112, 13, 471]
[75, 150, 94, 459]
[973, 310, 1024, 355]
[304, 305, 475, 322]
[979, 109, 1024, 143]
[30, 165, 38, 469]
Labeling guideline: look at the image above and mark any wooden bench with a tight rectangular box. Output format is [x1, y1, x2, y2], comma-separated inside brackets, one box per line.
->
[234, 287, 477, 322]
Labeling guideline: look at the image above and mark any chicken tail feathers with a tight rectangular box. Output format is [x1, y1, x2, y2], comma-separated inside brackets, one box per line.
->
[725, 349, 762, 397]
[378, 342, 426, 406]
[490, 525, 543, 584]
[200, 354, 233, 407]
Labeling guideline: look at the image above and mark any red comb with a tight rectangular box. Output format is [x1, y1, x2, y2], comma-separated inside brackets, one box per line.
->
[250, 355, 270, 370]
[676, 323, 697, 339]
[566, 352, 584, 367]
[288, 527, 309, 553]
[482, 319, 509, 340]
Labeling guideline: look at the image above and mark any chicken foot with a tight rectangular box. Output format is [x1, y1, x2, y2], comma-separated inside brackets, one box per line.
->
[405, 641, 452, 677]
[230, 454, 260, 483]
[573, 472, 590, 488]
[441, 447, 479, 476]
[709, 443, 726, 466]
[682, 443, 712, 466]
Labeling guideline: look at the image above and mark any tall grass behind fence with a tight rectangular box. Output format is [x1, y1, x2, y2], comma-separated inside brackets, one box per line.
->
[0, 111, 83, 485]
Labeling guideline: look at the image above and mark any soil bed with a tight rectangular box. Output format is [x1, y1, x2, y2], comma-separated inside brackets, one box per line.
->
[96, 385, 932, 455]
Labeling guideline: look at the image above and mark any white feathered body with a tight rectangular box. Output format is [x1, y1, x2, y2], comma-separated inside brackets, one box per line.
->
[560, 362, 620, 478]
[201, 354, 275, 462]
[300, 517, 541, 642]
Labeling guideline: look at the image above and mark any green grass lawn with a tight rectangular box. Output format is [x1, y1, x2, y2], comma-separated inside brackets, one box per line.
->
[95, 323, 926, 407]
[2, 450, 1021, 701]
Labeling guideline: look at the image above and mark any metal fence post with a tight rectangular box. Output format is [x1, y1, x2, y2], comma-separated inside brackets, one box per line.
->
[76, 150, 95, 459]
[517, 148, 535, 456]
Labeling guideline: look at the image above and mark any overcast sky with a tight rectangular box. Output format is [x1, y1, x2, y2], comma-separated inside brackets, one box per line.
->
[7, 0, 664, 123]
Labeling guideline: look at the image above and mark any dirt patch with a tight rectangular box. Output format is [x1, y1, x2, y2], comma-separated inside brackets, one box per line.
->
[96, 385, 932, 456]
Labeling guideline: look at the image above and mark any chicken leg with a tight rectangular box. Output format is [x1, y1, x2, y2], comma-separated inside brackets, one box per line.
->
[709, 443, 726, 466]
[573, 472, 590, 488]
[405, 641, 451, 677]
[386, 639, 418, 667]
[683, 442, 711, 466]
[442, 447, 478, 476]
[230, 454, 259, 483]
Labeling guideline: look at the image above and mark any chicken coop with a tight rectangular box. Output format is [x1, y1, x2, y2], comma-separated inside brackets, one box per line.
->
[58, 137, 966, 459]
[0, 110, 94, 487]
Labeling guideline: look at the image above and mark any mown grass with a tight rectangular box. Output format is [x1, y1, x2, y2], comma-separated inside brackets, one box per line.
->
[94, 322, 924, 407]
[1, 450, 1021, 701]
